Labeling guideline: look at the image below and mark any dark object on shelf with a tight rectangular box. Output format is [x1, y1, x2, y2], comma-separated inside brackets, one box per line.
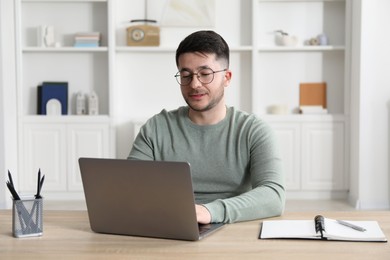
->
[37, 82, 68, 115]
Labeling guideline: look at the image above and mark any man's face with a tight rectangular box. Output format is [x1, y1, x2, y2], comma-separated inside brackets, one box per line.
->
[177, 52, 231, 112]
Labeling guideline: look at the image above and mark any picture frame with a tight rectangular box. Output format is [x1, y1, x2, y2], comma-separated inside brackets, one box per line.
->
[147, 0, 216, 27]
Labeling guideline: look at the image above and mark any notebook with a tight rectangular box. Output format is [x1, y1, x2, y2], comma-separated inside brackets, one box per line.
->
[259, 215, 387, 242]
[78, 157, 224, 241]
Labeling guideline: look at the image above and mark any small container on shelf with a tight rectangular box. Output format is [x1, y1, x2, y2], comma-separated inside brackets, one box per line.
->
[74, 32, 101, 48]
[88, 91, 99, 115]
[274, 30, 298, 47]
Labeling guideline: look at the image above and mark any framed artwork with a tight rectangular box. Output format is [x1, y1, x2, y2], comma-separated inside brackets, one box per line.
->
[147, 0, 216, 27]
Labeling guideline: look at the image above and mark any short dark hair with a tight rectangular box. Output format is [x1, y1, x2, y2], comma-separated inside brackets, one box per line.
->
[175, 30, 230, 68]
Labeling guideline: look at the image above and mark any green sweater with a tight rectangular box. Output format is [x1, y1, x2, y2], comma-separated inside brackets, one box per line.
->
[128, 106, 285, 223]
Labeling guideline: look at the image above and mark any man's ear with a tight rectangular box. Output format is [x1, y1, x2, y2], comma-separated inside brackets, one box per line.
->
[224, 70, 232, 87]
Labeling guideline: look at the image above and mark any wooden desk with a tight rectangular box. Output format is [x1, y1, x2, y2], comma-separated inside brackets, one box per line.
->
[0, 210, 389, 259]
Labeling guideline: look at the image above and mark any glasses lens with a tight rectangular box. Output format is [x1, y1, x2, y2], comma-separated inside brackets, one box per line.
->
[175, 68, 217, 86]
[178, 71, 192, 85]
[198, 68, 214, 84]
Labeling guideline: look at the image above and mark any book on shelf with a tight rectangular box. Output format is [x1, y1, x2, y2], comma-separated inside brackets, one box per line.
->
[299, 82, 327, 109]
[74, 43, 100, 48]
[74, 32, 101, 48]
[37, 82, 68, 115]
[259, 215, 387, 242]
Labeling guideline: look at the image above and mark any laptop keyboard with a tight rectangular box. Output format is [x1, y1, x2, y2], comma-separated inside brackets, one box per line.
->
[198, 224, 212, 235]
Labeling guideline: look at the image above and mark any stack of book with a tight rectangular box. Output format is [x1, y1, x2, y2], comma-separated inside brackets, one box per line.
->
[74, 32, 100, 47]
[299, 82, 328, 114]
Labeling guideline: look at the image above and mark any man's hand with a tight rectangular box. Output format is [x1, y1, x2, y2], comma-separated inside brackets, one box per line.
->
[195, 204, 211, 224]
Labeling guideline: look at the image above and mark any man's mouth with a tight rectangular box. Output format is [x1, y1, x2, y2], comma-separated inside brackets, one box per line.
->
[189, 93, 206, 99]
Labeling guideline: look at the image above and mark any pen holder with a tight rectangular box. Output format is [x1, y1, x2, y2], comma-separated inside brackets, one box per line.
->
[12, 197, 43, 238]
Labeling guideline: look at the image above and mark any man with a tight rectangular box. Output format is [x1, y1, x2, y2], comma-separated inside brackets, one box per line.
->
[128, 30, 285, 224]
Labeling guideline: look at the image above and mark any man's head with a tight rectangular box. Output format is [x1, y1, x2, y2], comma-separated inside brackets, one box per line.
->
[174, 31, 232, 119]
[175, 30, 230, 69]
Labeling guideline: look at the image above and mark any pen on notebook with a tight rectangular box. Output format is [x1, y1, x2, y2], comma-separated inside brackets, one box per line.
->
[336, 220, 366, 232]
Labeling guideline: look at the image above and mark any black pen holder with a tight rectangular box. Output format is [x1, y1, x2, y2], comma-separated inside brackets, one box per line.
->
[12, 197, 43, 238]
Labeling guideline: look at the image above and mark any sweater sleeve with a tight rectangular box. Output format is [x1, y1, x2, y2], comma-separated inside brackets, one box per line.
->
[128, 118, 156, 161]
[203, 121, 285, 223]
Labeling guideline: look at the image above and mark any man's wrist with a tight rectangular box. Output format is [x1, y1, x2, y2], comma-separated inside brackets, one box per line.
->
[203, 200, 225, 223]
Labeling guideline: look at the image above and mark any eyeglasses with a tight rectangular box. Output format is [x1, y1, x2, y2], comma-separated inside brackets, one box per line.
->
[174, 68, 227, 86]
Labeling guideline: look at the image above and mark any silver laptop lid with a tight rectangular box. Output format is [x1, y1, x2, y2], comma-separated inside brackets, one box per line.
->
[79, 158, 202, 241]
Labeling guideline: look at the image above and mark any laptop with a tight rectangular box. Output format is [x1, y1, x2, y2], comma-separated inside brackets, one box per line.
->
[78, 157, 225, 241]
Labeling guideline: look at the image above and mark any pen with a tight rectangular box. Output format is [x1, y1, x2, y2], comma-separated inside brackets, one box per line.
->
[8, 170, 14, 187]
[38, 175, 45, 198]
[6, 181, 20, 200]
[336, 220, 366, 232]
[36, 168, 41, 199]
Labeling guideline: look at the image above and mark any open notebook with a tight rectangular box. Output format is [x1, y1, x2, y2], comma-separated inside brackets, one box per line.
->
[259, 215, 387, 242]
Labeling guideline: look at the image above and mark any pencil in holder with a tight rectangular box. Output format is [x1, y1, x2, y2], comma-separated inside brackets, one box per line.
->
[12, 197, 43, 238]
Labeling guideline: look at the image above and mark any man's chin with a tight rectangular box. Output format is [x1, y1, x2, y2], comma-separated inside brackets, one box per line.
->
[187, 102, 210, 112]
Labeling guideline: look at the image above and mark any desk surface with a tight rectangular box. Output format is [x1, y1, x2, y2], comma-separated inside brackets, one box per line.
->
[1, 210, 389, 259]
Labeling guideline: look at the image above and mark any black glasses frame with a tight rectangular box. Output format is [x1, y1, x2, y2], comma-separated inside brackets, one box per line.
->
[174, 68, 227, 86]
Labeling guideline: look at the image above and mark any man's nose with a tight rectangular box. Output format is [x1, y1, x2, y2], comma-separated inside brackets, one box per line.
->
[188, 74, 202, 88]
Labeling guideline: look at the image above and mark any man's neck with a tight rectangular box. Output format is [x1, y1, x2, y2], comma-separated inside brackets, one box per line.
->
[188, 104, 227, 126]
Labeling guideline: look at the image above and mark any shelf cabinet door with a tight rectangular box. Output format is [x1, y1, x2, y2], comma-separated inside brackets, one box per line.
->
[21, 123, 67, 192]
[301, 122, 345, 190]
[20, 122, 111, 195]
[268, 122, 301, 191]
[67, 124, 110, 191]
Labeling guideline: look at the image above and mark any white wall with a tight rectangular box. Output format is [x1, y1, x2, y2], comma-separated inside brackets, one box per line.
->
[0, 0, 18, 208]
[0, 0, 6, 208]
[351, 0, 390, 209]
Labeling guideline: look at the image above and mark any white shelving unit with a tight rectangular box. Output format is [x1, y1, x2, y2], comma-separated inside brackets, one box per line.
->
[14, 0, 351, 199]
[15, 0, 114, 198]
[16, 0, 110, 116]
[23, 47, 109, 52]
[253, 0, 348, 115]
[251, 0, 350, 197]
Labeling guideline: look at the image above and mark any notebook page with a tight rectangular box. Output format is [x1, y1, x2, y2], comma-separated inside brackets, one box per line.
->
[323, 218, 387, 241]
[260, 220, 320, 239]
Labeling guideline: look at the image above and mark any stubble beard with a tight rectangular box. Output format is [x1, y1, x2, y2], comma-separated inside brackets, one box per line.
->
[185, 88, 225, 112]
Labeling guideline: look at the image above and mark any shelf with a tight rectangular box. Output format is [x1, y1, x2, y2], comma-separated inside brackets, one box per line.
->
[22, 0, 107, 2]
[260, 114, 346, 123]
[257, 0, 345, 2]
[23, 47, 108, 52]
[257, 45, 345, 52]
[231, 46, 253, 52]
[21, 115, 111, 123]
[116, 46, 253, 53]
[116, 46, 176, 53]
